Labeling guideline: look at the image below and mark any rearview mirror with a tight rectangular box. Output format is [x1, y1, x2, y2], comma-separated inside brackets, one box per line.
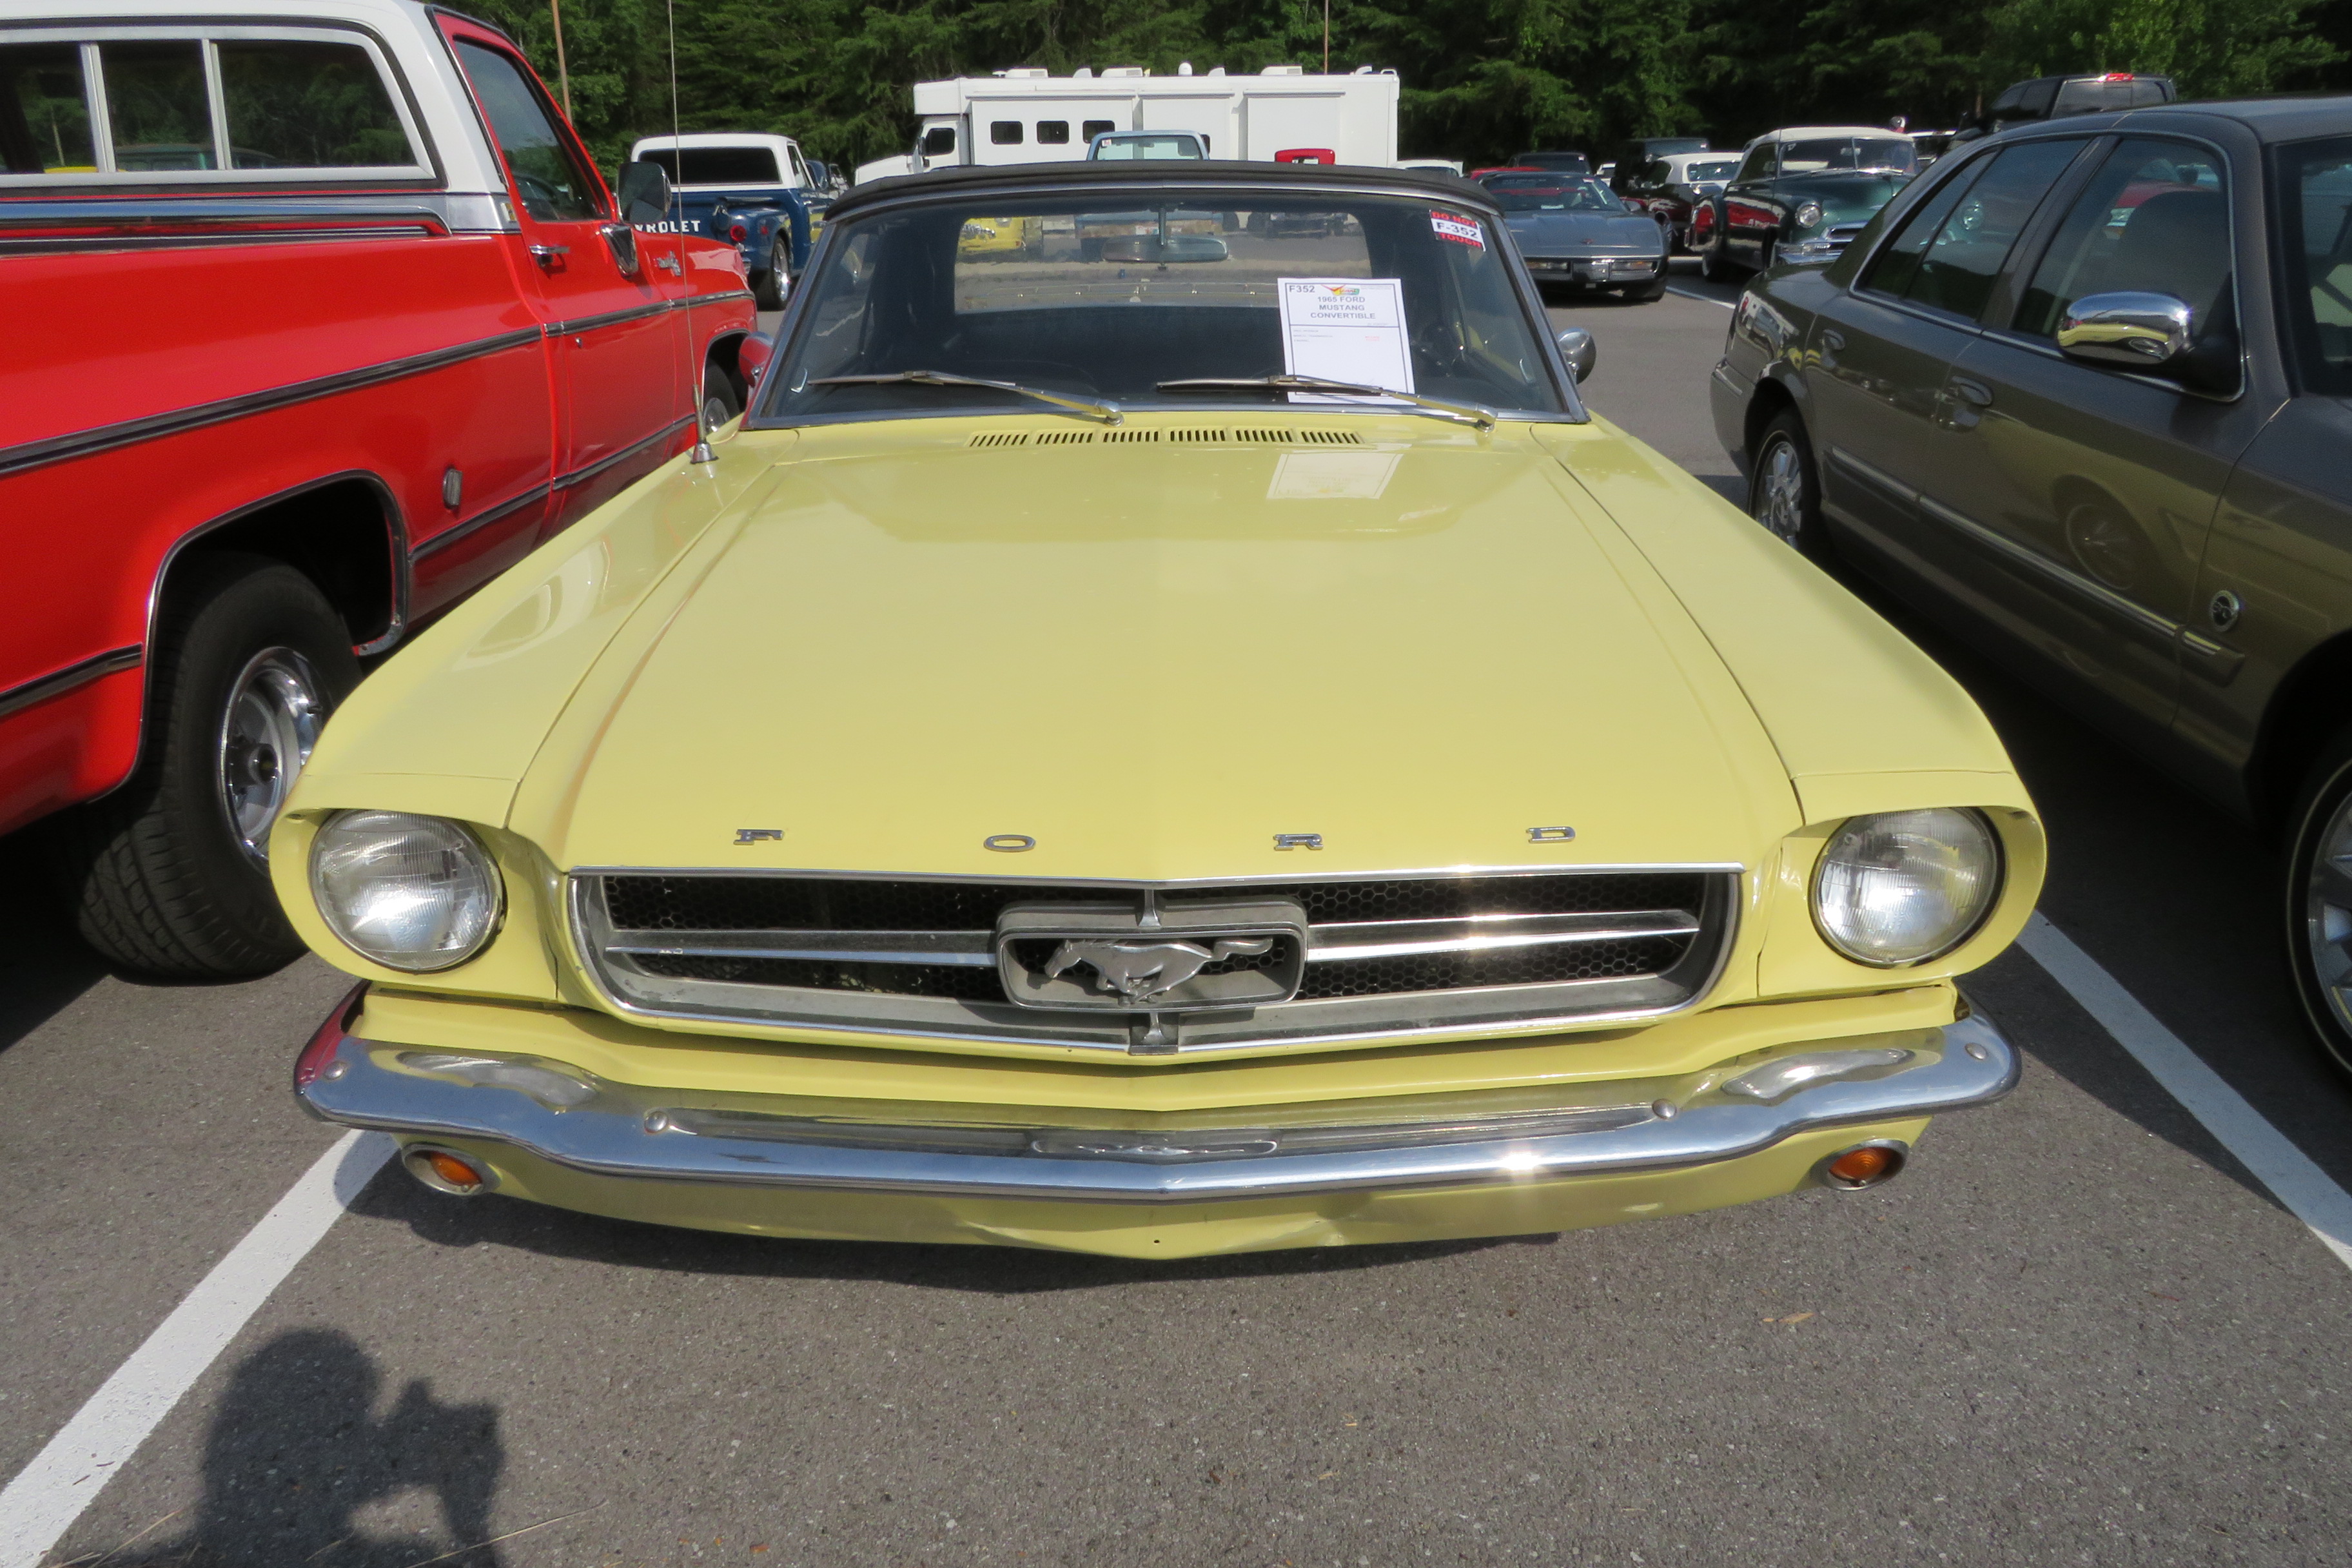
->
[618, 161, 672, 228]
[1556, 326, 1597, 384]
[2055, 291, 2193, 370]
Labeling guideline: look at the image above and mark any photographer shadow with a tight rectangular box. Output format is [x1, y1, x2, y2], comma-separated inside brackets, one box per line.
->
[93, 1328, 505, 1567]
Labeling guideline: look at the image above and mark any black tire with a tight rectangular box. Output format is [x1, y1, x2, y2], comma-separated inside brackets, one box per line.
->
[1700, 230, 1740, 283]
[2284, 725, 2352, 1080]
[46, 554, 360, 978]
[701, 366, 742, 433]
[752, 237, 788, 309]
[1747, 408, 1832, 558]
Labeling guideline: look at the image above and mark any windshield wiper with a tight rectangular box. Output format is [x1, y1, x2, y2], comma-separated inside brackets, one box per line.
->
[1157, 375, 1497, 431]
[809, 369, 1122, 424]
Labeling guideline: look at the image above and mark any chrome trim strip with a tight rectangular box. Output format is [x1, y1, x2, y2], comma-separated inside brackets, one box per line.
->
[295, 1005, 2017, 1202]
[0, 645, 141, 722]
[1311, 910, 1700, 961]
[547, 299, 676, 336]
[408, 482, 550, 562]
[550, 416, 696, 494]
[573, 861, 1743, 886]
[0, 327, 544, 479]
[606, 929, 998, 966]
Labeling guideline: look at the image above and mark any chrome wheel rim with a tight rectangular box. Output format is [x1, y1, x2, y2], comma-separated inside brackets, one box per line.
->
[1753, 436, 1805, 544]
[2303, 788, 2352, 1041]
[703, 393, 732, 432]
[217, 647, 326, 865]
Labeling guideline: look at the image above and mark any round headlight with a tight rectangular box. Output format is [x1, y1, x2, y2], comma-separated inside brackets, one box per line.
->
[311, 810, 502, 972]
[1811, 808, 2000, 966]
[1794, 200, 1824, 229]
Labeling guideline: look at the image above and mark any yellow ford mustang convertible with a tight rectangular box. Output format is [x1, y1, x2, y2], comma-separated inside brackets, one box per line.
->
[280, 163, 2042, 1259]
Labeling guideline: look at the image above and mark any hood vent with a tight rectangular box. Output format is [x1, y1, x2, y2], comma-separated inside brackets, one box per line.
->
[968, 432, 1030, 447]
[1169, 428, 1226, 442]
[968, 427, 1367, 450]
[1102, 428, 1159, 442]
[1034, 430, 1097, 444]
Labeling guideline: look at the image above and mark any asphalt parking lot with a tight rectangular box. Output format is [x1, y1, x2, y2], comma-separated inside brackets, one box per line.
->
[7, 262, 2352, 1568]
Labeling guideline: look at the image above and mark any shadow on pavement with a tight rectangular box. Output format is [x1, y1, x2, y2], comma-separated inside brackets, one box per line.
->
[0, 832, 107, 1056]
[349, 1170, 1534, 1293]
[84, 1328, 507, 1567]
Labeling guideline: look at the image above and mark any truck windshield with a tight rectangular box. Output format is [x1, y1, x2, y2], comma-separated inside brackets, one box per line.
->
[761, 190, 1565, 422]
[1092, 135, 1203, 160]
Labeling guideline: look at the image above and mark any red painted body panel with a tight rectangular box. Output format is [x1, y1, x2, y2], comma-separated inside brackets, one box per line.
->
[0, 21, 752, 841]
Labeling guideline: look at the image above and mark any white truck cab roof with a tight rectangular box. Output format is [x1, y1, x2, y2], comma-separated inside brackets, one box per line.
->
[629, 132, 810, 190]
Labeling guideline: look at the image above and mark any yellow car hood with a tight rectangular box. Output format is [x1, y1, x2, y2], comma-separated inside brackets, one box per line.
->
[516, 428, 1800, 879]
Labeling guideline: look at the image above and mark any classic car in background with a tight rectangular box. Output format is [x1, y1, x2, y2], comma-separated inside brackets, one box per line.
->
[0, 0, 757, 979]
[282, 161, 2038, 1259]
[1493, 174, 1671, 299]
[1616, 150, 1742, 251]
[1709, 97, 2352, 1081]
[629, 132, 824, 309]
[1693, 126, 1917, 279]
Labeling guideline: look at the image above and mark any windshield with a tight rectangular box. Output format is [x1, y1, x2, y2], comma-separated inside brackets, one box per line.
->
[1684, 159, 1739, 182]
[761, 190, 1566, 422]
[1491, 177, 1623, 213]
[1779, 137, 1917, 175]
[2283, 137, 2352, 397]
[1091, 134, 1203, 160]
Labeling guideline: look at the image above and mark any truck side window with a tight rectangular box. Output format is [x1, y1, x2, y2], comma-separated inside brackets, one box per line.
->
[1036, 121, 1070, 145]
[921, 126, 956, 157]
[101, 40, 212, 170]
[455, 40, 599, 221]
[1082, 119, 1115, 143]
[216, 39, 411, 168]
[0, 43, 95, 173]
[990, 121, 1023, 146]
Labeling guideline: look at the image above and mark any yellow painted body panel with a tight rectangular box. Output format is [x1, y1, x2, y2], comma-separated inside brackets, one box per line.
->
[275, 408, 2043, 1252]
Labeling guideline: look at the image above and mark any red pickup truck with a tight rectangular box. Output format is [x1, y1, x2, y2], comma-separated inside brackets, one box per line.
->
[1, 1, 759, 977]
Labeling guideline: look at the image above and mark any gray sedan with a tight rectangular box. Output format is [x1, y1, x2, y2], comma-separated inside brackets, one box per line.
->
[1707, 96, 2352, 1082]
[1491, 175, 1669, 300]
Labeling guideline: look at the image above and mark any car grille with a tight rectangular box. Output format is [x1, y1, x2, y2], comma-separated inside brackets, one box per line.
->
[573, 868, 1739, 1055]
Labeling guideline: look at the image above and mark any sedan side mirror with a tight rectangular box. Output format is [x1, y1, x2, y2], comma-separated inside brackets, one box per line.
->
[2055, 291, 2193, 370]
[618, 161, 672, 228]
[1556, 326, 1597, 384]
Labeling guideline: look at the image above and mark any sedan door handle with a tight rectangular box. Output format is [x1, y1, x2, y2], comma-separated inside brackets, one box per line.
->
[1949, 377, 1994, 407]
[1820, 329, 1845, 351]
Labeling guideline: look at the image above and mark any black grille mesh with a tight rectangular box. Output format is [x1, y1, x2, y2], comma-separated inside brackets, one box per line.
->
[600, 873, 1708, 1005]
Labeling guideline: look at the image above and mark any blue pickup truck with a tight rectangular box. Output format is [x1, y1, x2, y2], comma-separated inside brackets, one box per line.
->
[629, 133, 827, 309]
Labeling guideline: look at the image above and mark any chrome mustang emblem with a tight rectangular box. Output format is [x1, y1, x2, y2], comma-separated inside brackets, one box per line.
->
[1044, 937, 1275, 1006]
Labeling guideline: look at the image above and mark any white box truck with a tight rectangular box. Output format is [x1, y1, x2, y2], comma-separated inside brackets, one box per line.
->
[853, 64, 1400, 183]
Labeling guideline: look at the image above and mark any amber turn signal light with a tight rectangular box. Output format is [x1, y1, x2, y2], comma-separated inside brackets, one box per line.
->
[1818, 1141, 1907, 1190]
[403, 1146, 493, 1195]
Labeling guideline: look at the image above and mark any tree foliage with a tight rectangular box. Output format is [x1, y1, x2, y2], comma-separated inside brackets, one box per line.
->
[457, 0, 2344, 177]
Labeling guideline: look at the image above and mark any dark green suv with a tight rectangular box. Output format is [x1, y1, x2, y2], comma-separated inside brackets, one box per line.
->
[1708, 98, 2352, 1077]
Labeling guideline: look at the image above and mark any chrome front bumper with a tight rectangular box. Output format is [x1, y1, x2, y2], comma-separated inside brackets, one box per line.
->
[295, 993, 2020, 1203]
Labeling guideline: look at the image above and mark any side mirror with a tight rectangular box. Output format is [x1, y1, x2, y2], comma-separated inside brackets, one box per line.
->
[2055, 291, 2193, 369]
[738, 332, 775, 389]
[1556, 325, 1597, 384]
[618, 161, 671, 228]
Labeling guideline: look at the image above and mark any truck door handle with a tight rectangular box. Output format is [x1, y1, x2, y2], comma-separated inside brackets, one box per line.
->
[1950, 377, 1993, 407]
[529, 243, 570, 270]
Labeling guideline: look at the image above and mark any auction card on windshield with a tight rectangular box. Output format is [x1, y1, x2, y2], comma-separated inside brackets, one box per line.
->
[1277, 279, 1414, 404]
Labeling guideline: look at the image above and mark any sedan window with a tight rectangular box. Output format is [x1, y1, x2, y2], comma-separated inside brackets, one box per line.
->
[0, 43, 96, 172]
[1779, 136, 1917, 175]
[2280, 136, 2352, 395]
[2014, 139, 2230, 340]
[1861, 139, 2081, 320]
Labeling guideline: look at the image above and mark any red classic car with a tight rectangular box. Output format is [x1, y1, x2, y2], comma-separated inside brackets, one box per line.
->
[0, 0, 759, 976]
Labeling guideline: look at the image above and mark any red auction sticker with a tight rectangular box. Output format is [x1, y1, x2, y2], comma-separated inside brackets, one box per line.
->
[1429, 210, 1484, 248]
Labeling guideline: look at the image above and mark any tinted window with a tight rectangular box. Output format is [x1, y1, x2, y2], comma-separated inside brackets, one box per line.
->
[1735, 146, 1774, 182]
[455, 41, 598, 220]
[921, 125, 956, 156]
[216, 39, 409, 168]
[0, 43, 95, 173]
[102, 40, 212, 170]
[1037, 120, 1069, 145]
[2277, 136, 2352, 396]
[990, 121, 1023, 146]
[2014, 139, 2229, 339]
[1865, 140, 2081, 319]
[1081, 119, 1115, 142]
[641, 146, 780, 184]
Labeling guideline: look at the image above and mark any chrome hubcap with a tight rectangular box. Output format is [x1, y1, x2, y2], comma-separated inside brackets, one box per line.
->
[2303, 790, 2352, 1039]
[217, 647, 326, 865]
[1754, 438, 1805, 543]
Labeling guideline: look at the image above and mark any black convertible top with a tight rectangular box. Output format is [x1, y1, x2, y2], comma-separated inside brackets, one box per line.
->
[827, 159, 1497, 223]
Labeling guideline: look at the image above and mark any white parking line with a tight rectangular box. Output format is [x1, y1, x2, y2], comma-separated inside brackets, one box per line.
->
[2019, 912, 2352, 1273]
[1666, 286, 1736, 308]
[0, 1130, 393, 1568]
